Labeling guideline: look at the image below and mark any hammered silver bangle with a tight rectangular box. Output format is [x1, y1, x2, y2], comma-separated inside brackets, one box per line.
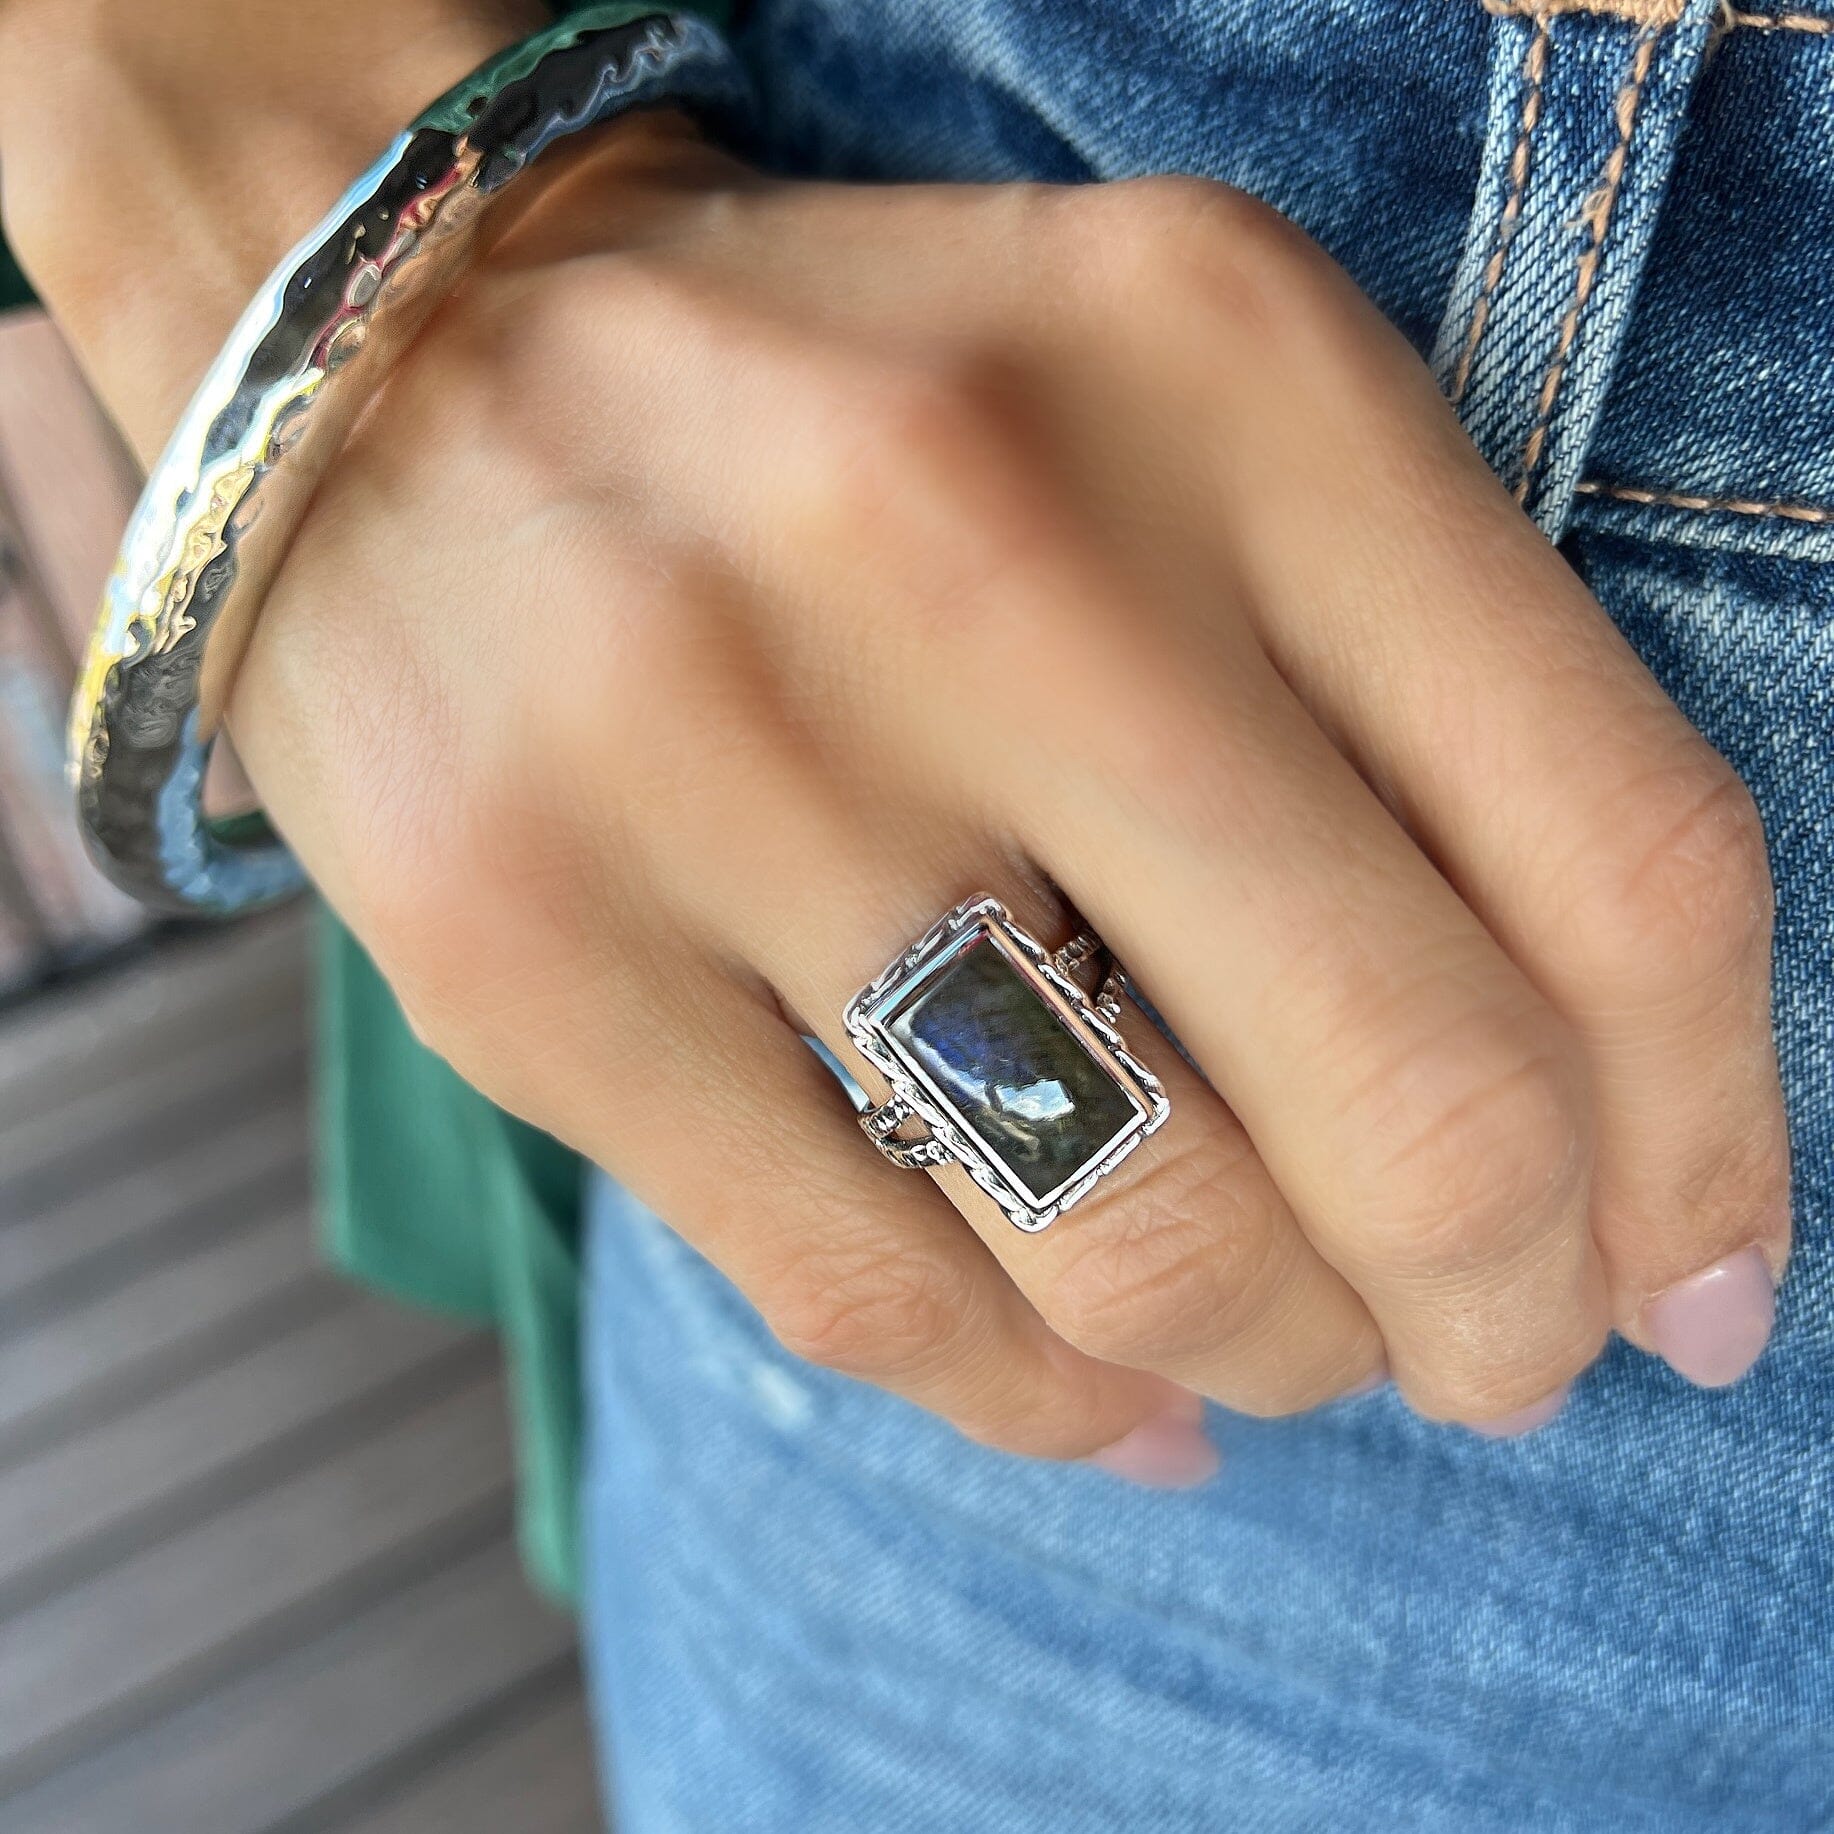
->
[68, 5, 753, 915]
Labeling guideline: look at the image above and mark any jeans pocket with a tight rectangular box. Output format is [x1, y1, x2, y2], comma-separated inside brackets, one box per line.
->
[1436, 0, 1834, 562]
[1574, 4, 1834, 565]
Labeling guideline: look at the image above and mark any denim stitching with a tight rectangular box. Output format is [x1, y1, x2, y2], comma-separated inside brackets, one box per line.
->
[1451, 22, 1552, 405]
[1513, 23, 1665, 502]
[1725, 8, 1834, 30]
[1486, 1, 1832, 30]
[1576, 479, 1834, 520]
[1482, 0, 1686, 22]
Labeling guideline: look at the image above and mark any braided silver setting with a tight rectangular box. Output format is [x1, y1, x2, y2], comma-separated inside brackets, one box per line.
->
[846, 896, 1169, 1232]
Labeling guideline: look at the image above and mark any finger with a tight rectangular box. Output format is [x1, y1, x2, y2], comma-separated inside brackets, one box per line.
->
[377, 870, 1208, 1476]
[1188, 315, 1789, 1387]
[726, 842, 1389, 1418]
[687, 365, 1606, 1426]
[257, 507, 1214, 1480]
[486, 268, 1602, 1423]
[596, 600, 1387, 1415]
[976, 608, 1611, 1428]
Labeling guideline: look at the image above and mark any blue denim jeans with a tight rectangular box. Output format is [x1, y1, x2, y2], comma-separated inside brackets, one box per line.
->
[581, 3, 1834, 1827]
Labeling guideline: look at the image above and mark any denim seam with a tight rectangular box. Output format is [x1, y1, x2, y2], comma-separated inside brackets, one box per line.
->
[1722, 7, 1834, 28]
[1513, 22, 1667, 504]
[1486, 1, 1834, 30]
[1482, 0, 1686, 22]
[1450, 22, 1552, 405]
[1576, 479, 1834, 521]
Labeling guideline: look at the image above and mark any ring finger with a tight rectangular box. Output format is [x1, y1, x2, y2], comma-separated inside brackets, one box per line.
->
[661, 766, 1388, 1416]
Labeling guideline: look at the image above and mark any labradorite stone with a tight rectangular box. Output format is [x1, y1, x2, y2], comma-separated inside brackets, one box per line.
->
[886, 934, 1140, 1201]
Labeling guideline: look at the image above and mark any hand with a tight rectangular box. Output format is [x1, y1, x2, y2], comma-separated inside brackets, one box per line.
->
[26, 96, 1791, 1464]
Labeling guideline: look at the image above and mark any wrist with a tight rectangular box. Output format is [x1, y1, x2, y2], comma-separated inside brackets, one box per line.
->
[0, 0, 541, 450]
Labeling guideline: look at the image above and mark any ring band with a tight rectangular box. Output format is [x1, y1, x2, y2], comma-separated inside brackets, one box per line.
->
[844, 896, 1170, 1232]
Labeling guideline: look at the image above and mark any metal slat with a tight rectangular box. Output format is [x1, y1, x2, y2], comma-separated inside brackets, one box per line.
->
[0, 1029, 307, 1227]
[335, 1683, 605, 1834]
[0, 1295, 480, 1610]
[0, 1018, 304, 1203]
[0, 901, 600, 1827]
[0, 1542, 582, 1834]
[0, 1373, 516, 1793]
[0, 912, 306, 1110]
[0, 1204, 324, 1456]
[0, 1096, 308, 1315]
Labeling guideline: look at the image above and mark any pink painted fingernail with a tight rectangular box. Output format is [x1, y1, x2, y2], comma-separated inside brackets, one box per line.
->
[1085, 1409, 1219, 1488]
[1469, 1384, 1568, 1439]
[1644, 1246, 1776, 1388]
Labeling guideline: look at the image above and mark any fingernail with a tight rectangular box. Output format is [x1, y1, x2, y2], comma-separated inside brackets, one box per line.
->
[1469, 1384, 1568, 1439]
[1086, 1410, 1220, 1488]
[1644, 1245, 1776, 1388]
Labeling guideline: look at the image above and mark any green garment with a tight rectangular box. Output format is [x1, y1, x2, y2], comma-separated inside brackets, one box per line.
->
[319, 915, 594, 1602]
[0, 241, 30, 312]
[0, 0, 733, 1607]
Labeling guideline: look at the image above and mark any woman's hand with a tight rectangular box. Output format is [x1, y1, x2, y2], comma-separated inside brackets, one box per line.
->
[17, 73, 1790, 1465]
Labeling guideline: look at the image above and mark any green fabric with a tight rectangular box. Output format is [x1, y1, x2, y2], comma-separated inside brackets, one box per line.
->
[318, 916, 590, 1602]
[0, 237, 32, 313]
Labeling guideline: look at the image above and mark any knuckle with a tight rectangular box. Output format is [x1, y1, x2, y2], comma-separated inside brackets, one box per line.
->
[1420, 1309, 1609, 1427]
[440, 261, 610, 457]
[487, 258, 678, 441]
[850, 360, 1008, 470]
[1042, 1136, 1278, 1367]
[1044, 1229, 1219, 1369]
[355, 786, 582, 1090]
[489, 256, 796, 475]
[765, 1234, 973, 1383]
[949, 1397, 1114, 1464]
[805, 360, 1001, 508]
[492, 256, 607, 364]
[789, 359, 1057, 625]
[1669, 1118, 1792, 1259]
[1350, 1018, 1591, 1276]
[1079, 173, 1340, 348]
[1575, 759, 1774, 993]
[1093, 174, 1305, 282]
[550, 570, 755, 812]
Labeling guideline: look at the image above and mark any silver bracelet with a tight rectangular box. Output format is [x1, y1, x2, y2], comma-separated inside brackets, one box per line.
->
[69, 5, 752, 914]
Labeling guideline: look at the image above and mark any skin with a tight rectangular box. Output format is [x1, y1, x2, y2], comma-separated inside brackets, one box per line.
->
[0, 0, 1791, 1466]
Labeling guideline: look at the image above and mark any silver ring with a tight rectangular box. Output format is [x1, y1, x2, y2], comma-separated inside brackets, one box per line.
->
[843, 895, 1170, 1232]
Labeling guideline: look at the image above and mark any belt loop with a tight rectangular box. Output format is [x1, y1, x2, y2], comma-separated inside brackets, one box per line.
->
[1431, 0, 1721, 541]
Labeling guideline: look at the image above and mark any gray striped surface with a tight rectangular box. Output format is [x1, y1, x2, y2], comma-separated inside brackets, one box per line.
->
[0, 909, 606, 1831]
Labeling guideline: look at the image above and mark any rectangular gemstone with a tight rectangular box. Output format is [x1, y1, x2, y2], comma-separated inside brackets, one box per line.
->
[881, 930, 1142, 1202]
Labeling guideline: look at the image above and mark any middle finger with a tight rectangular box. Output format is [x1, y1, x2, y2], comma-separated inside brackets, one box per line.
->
[753, 416, 1613, 1426]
